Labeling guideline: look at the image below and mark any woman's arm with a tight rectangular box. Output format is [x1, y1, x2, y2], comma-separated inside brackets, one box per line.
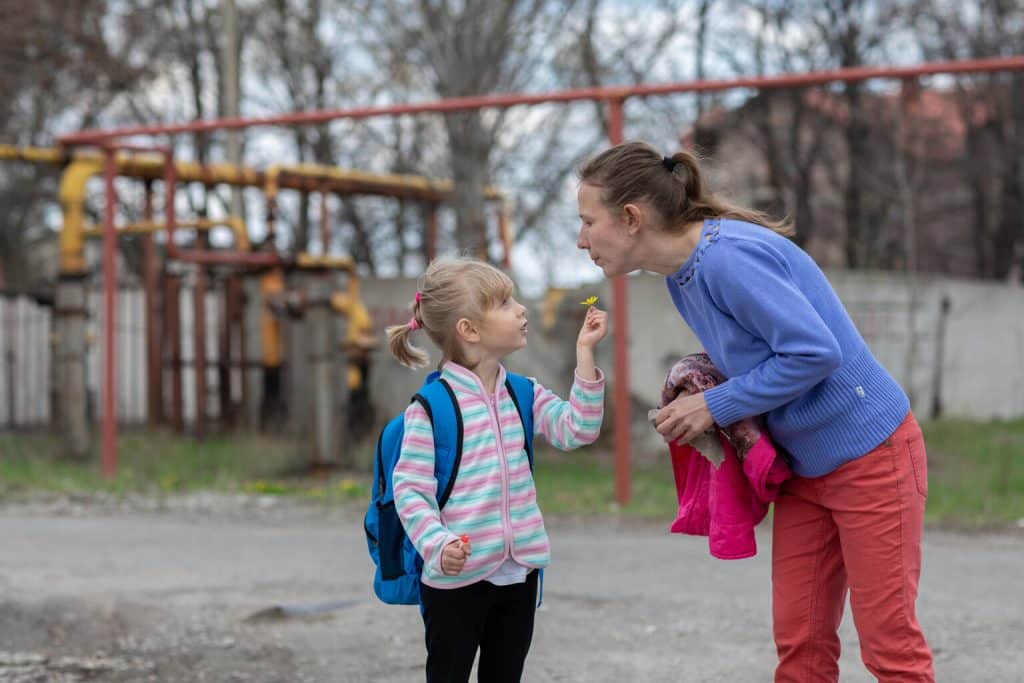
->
[700, 239, 843, 427]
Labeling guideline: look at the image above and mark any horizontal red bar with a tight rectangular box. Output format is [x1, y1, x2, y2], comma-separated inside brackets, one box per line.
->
[58, 56, 1024, 145]
[167, 247, 283, 267]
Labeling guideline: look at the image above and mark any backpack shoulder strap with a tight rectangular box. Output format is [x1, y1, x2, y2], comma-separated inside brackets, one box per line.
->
[412, 378, 463, 509]
[504, 372, 535, 469]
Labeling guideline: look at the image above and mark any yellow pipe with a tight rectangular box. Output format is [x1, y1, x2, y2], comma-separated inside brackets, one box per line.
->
[9, 145, 507, 274]
[81, 217, 251, 250]
[260, 267, 285, 368]
[331, 276, 377, 391]
[0, 145, 66, 164]
[2, 145, 506, 202]
[295, 253, 356, 271]
[282, 163, 505, 201]
[58, 157, 104, 275]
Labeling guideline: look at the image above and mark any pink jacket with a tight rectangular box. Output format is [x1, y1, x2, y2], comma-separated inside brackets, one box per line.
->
[669, 434, 790, 559]
[659, 353, 791, 559]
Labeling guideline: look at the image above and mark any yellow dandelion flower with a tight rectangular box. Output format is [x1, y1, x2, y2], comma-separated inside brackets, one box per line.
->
[580, 296, 598, 306]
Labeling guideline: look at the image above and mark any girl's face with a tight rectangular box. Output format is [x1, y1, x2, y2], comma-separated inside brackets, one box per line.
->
[576, 182, 637, 278]
[475, 294, 529, 358]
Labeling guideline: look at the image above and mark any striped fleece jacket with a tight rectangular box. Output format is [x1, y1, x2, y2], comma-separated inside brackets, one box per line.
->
[393, 361, 605, 589]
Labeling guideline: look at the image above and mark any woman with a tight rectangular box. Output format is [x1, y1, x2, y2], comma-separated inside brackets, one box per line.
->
[575, 141, 933, 682]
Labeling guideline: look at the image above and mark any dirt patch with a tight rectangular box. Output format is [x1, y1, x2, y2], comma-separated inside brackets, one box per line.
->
[0, 597, 303, 682]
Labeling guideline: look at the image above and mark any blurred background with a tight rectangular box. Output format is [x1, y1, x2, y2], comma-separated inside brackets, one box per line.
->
[0, 0, 1021, 523]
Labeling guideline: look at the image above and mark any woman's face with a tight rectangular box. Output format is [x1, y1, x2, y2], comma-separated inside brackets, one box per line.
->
[576, 182, 636, 278]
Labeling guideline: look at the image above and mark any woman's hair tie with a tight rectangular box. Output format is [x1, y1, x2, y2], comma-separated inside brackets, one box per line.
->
[414, 291, 422, 304]
[662, 156, 679, 172]
[408, 316, 421, 331]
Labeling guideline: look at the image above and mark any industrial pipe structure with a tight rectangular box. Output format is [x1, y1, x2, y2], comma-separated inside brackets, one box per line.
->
[82, 217, 250, 250]
[0, 146, 510, 272]
[4, 142, 512, 470]
[57, 55, 1024, 501]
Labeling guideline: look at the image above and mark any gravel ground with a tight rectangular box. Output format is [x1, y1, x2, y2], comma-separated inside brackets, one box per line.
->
[0, 494, 1021, 682]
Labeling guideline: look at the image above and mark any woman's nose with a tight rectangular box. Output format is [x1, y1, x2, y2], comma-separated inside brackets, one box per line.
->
[576, 228, 589, 249]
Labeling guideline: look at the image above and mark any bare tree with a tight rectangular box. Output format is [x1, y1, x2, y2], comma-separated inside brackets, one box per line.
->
[0, 0, 145, 291]
[913, 0, 1024, 281]
[351, 0, 587, 257]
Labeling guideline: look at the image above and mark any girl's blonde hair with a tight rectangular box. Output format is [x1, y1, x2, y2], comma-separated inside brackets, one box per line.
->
[386, 257, 515, 369]
[578, 140, 794, 237]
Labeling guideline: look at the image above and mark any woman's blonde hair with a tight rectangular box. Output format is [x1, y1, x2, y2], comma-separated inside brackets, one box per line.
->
[386, 257, 515, 369]
[578, 140, 794, 237]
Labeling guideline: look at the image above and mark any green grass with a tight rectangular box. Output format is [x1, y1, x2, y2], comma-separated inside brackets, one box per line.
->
[537, 418, 1024, 527]
[0, 429, 370, 503]
[533, 448, 675, 519]
[918, 419, 1024, 526]
[2, 419, 1022, 528]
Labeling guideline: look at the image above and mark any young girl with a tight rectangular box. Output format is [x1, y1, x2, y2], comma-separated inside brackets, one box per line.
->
[387, 257, 608, 683]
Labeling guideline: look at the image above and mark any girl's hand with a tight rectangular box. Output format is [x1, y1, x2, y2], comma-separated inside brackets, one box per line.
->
[653, 391, 714, 445]
[576, 306, 608, 349]
[440, 538, 472, 575]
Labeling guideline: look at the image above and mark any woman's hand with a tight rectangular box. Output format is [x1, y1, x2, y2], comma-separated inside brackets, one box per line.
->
[576, 306, 608, 349]
[653, 391, 715, 445]
[440, 538, 471, 576]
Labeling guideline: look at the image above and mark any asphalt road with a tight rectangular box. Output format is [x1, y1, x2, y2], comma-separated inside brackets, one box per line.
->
[0, 496, 1020, 682]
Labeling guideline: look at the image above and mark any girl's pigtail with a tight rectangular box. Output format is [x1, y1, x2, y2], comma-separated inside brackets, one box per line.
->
[385, 297, 430, 369]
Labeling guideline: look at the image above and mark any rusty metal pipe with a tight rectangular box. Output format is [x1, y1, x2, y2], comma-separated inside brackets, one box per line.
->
[58, 56, 1024, 144]
[101, 147, 118, 478]
[606, 98, 631, 507]
[142, 182, 162, 425]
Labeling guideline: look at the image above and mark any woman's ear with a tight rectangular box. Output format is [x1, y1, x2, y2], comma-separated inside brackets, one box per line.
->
[623, 202, 643, 237]
[456, 318, 480, 344]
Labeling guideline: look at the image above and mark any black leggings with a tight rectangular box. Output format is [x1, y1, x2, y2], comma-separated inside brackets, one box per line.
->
[419, 570, 538, 683]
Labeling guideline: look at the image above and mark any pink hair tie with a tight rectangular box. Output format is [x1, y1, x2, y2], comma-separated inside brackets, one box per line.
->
[408, 317, 421, 331]
[414, 291, 422, 304]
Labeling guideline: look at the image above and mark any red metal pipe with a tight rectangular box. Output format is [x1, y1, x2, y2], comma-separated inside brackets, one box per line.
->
[606, 99, 631, 507]
[142, 181, 162, 425]
[151, 147, 282, 268]
[101, 147, 118, 478]
[59, 56, 1024, 144]
[220, 274, 238, 426]
[193, 235, 208, 438]
[165, 273, 184, 432]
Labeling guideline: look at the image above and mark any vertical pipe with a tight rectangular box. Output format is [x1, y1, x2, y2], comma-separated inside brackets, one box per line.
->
[101, 147, 118, 478]
[163, 274, 182, 432]
[55, 276, 89, 457]
[308, 270, 341, 469]
[220, 274, 237, 426]
[425, 204, 438, 264]
[222, 0, 244, 222]
[193, 243, 208, 438]
[142, 181, 162, 425]
[607, 98, 631, 506]
[4, 295, 14, 428]
[242, 276, 264, 429]
[320, 189, 330, 255]
[498, 204, 512, 270]
[163, 155, 184, 432]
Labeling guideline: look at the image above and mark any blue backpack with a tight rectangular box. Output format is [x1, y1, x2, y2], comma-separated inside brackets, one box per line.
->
[364, 370, 536, 605]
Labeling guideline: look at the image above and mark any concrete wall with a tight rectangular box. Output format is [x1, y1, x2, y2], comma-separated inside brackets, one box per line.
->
[361, 270, 1024, 425]
[617, 270, 1024, 421]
